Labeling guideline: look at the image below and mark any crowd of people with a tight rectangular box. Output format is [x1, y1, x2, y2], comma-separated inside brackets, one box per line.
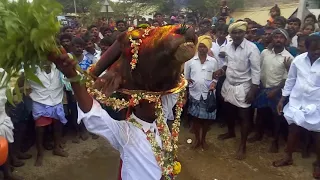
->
[0, 1, 320, 179]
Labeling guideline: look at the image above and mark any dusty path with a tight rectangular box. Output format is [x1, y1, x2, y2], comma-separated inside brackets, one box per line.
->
[14, 125, 314, 180]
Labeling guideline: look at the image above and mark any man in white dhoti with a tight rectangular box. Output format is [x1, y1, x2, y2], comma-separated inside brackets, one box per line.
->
[213, 21, 261, 160]
[273, 34, 320, 179]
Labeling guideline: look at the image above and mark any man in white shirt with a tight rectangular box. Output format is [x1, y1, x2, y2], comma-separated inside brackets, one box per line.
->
[287, 18, 301, 48]
[249, 29, 293, 153]
[214, 21, 261, 160]
[185, 35, 219, 150]
[273, 35, 320, 179]
[29, 62, 68, 166]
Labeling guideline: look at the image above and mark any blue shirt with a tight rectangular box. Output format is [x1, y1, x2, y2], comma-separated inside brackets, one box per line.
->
[79, 53, 93, 71]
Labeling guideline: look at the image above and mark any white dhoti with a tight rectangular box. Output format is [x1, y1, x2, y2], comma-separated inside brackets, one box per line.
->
[284, 103, 320, 132]
[221, 80, 251, 108]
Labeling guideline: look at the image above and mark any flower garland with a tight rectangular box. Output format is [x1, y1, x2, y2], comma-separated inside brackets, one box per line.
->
[127, 89, 185, 180]
[128, 27, 153, 70]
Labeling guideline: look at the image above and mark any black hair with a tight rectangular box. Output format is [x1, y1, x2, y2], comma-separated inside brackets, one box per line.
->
[287, 17, 302, 26]
[82, 32, 93, 43]
[274, 16, 287, 27]
[318, 14, 320, 21]
[218, 16, 226, 22]
[61, 26, 72, 33]
[270, 4, 281, 16]
[104, 27, 113, 33]
[297, 34, 308, 43]
[305, 34, 320, 50]
[59, 33, 72, 42]
[199, 19, 212, 27]
[302, 23, 315, 31]
[154, 12, 162, 17]
[304, 14, 317, 23]
[100, 37, 114, 46]
[116, 20, 126, 26]
[71, 37, 85, 46]
[216, 24, 229, 34]
[88, 25, 97, 31]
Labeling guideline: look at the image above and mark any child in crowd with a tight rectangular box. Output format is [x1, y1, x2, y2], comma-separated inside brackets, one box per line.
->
[268, 4, 281, 26]
[302, 23, 316, 35]
[99, 37, 114, 54]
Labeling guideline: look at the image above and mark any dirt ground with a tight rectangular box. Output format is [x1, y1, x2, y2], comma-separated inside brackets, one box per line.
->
[12, 125, 314, 180]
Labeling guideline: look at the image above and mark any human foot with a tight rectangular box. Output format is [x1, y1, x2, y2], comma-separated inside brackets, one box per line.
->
[218, 132, 236, 140]
[268, 141, 279, 153]
[80, 132, 89, 141]
[272, 158, 293, 167]
[313, 162, 320, 179]
[34, 155, 44, 167]
[192, 140, 201, 149]
[201, 141, 209, 150]
[91, 134, 99, 139]
[247, 134, 263, 143]
[72, 136, 80, 144]
[17, 152, 32, 160]
[11, 158, 25, 167]
[235, 147, 246, 160]
[53, 148, 69, 157]
[43, 142, 54, 150]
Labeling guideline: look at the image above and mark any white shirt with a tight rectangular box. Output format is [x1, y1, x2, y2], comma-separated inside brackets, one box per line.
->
[211, 39, 228, 68]
[161, 93, 179, 121]
[282, 53, 320, 132]
[224, 39, 261, 85]
[78, 100, 162, 180]
[290, 35, 298, 48]
[184, 55, 218, 100]
[29, 64, 64, 106]
[260, 48, 293, 88]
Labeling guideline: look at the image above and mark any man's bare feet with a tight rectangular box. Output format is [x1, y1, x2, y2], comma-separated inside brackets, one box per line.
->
[218, 132, 236, 140]
[235, 147, 246, 160]
[272, 157, 293, 167]
[247, 133, 263, 143]
[17, 152, 32, 160]
[53, 148, 69, 157]
[34, 155, 44, 167]
[80, 132, 89, 141]
[11, 157, 25, 167]
[72, 136, 80, 144]
[192, 140, 201, 149]
[201, 141, 209, 150]
[268, 141, 279, 153]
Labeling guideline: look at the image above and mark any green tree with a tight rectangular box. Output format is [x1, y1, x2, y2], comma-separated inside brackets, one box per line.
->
[56, 0, 101, 13]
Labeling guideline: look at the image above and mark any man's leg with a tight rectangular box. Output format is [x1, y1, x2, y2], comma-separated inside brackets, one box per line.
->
[52, 120, 68, 157]
[301, 128, 311, 158]
[14, 122, 32, 160]
[248, 108, 268, 143]
[191, 116, 201, 149]
[273, 124, 301, 167]
[35, 126, 44, 166]
[235, 107, 253, 160]
[312, 132, 320, 179]
[269, 114, 282, 153]
[200, 119, 211, 150]
[2, 156, 23, 180]
[218, 102, 236, 140]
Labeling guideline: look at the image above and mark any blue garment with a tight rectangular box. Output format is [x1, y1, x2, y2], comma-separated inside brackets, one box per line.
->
[253, 42, 265, 53]
[252, 87, 285, 113]
[32, 101, 67, 124]
[287, 46, 298, 57]
[188, 95, 216, 120]
[78, 54, 93, 71]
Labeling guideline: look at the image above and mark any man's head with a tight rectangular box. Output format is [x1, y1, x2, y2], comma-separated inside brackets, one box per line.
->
[270, 4, 281, 18]
[116, 20, 127, 32]
[197, 35, 212, 56]
[177, 15, 185, 24]
[152, 21, 160, 27]
[103, 28, 113, 37]
[198, 19, 212, 35]
[229, 21, 247, 46]
[82, 34, 95, 54]
[61, 26, 73, 36]
[274, 16, 287, 29]
[79, 27, 87, 37]
[287, 18, 301, 33]
[218, 17, 227, 25]
[216, 24, 228, 41]
[304, 14, 317, 25]
[154, 12, 163, 24]
[272, 28, 289, 48]
[59, 33, 73, 52]
[302, 23, 315, 35]
[306, 35, 320, 61]
[71, 37, 85, 56]
[262, 26, 275, 44]
[100, 37, 114, 53]
[297, 34, 308, 54]
[88, 25, 99, 38]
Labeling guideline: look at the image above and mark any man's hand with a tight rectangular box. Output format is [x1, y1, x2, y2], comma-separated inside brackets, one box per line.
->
[93, 72, 122, 98]
[266, 88, 279, 100]
[245, 84, 259, 104]
[277, 96, 286, 116]
[208, 50, 214, 57]
[187, 79, 194, 85]
[283, 57, 292, 72]
[213, 69, 225, 79]
[209, 81, 217, 90]
[48, 53, 77, 78]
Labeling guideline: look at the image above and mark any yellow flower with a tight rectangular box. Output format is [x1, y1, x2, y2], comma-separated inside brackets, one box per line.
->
[173, 161, 181, 175]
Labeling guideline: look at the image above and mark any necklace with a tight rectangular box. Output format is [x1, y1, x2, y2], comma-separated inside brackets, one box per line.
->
[127, 90, 185, 180]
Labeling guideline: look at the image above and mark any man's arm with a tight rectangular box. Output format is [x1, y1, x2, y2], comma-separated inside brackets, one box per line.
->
[249, 47, 261, 86]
